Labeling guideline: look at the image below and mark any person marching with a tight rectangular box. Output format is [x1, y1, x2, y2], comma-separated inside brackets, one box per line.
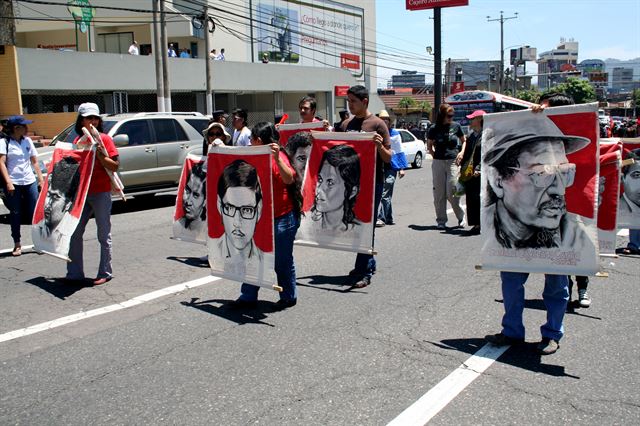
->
[233, 122, 301, 309]
[458, 110, 485, 234]
[0, 116, 44, 256]
[377, 110, 406, 227]
[66, 103, 119, 285]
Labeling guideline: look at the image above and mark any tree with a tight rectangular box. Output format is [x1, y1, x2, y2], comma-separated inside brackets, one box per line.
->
[0, 0, 16, 45]
[632, 88, 640, 109]
[545, 77, 596, 104]
[397, 96, 417, 115]
[515, 89, 541, 104]
[418, 100, 432, 117]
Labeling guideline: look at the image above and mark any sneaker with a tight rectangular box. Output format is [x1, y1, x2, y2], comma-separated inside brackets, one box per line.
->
[458, 218, 466, 227]
[578, 289, 591, 308]
[275, 298, 297, 310]
[437, 223, 446, 230]
[485, 333, 524, 346]
[537, 337, 559, 355]
[375, 219, 386, 228]
[351, 276, 371, 289]
[229, 298, 258, 309]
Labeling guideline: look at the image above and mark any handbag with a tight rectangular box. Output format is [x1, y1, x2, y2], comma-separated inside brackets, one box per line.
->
[458, 142, 477, 182]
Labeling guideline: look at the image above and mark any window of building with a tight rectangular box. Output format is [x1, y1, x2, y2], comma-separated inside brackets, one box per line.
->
[97, 32, 134, 54]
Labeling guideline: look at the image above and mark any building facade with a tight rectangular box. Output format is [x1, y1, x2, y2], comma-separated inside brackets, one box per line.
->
[536, 38, 579, 90]
[391, 71, 426, 89]
[444, 59, 502, 92]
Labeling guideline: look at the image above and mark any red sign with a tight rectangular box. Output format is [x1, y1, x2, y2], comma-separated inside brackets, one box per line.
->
[334, 86, 349, 97]
[451, 82, 465, 94]
[340, 53, 360, 70]
[406, 0, 469, 11]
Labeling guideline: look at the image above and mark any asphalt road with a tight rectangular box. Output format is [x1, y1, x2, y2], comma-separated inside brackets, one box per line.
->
[1, 160, 639, 425]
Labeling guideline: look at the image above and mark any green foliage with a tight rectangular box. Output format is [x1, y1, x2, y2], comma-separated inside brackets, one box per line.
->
[632, 89, 640, 108]
[515, 89, 541, 104]
[397, 96, 417, 115]
[544, 78, 596, 104]
[418, 100, 432, 115]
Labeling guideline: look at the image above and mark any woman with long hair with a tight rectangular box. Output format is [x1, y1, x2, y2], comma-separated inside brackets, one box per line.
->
[234, 122, 302, 309]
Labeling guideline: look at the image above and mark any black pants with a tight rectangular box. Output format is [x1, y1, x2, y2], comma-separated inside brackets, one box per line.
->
[463, 176, 481, 227]
[568, 276, 589, 299]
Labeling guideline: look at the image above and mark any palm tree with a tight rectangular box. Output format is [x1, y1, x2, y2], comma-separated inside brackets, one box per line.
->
[418, 100, 432, 118]
[397, 96, 417, 116]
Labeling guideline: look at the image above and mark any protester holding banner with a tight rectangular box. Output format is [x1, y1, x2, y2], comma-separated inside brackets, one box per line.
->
[427, 104, 466, 230]
[377, 110, 406, 227]
[66, 103, 119, 286]
[619, 147, 640, 255]
[458, 110, 485, 234]
[341, 85, 391, 289]
[234, 122, 301, 309]
[299, 95, 331, 130]
[0, 116, 44, 256]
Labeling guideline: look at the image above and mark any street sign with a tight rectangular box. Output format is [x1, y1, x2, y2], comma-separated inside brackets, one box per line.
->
[451, 82, 465, 94]
[406, 0, 469, 11]
[334, 86, 349, 97]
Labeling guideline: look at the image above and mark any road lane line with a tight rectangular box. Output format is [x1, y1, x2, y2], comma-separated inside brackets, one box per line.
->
[387, 343, 509, 425]
[0, 275, 220, 344]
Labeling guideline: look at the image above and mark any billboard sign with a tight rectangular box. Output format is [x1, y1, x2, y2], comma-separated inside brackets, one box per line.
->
[254, 0, 364, 77]
[451, 81, 465, 94]
[406, 0, 469, 11]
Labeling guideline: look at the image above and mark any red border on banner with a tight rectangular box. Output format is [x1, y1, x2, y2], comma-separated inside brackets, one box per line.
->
[406, 0, 469, 11]
[174, 156, 205, 221]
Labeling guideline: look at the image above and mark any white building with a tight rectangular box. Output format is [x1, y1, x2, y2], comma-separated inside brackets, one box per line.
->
[536, 38, 579, 90]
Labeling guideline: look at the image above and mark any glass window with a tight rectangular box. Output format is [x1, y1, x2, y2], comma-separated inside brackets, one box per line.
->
[115, 120, 152, 146]
[185, 119, 210, 135]
[152, 119, 188, 143]
[400, 131, 415, 143]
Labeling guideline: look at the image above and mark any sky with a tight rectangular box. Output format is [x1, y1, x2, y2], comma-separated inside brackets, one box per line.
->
[374, 0, 640, 87]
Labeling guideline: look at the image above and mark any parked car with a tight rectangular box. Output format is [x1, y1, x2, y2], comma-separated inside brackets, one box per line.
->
[397, 129, 426, 168]
[38, 112, 210, 198]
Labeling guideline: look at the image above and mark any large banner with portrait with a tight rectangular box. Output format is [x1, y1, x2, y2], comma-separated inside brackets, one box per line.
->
[32, 142, 95, 261]
[480, 104, 600, 275]
[598, 140, 623, 255]
[172, 153, 207, 245]
[207, 145, 278, 290]
[278, 121, 326, 185]
[295, 132, 376, 254]
[618, 141, 640, 229]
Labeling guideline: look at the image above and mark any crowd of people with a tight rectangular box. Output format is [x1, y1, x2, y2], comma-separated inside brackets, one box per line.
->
[2, 86, 639, 356]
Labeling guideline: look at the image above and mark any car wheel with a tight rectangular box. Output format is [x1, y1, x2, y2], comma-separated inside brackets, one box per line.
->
[412, 152, 423, 169]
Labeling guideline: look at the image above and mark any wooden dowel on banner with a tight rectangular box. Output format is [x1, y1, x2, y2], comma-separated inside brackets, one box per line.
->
[599, 253, 618, 258]
[595, 271, 609, 278]
[272, 285, 283, 292]
[621, 158, 635, 167]
[82, 126, 126, 201]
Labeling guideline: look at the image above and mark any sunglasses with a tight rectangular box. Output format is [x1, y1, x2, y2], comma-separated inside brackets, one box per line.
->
[208, 131, 224, 138]
[509, 163, 576, 188]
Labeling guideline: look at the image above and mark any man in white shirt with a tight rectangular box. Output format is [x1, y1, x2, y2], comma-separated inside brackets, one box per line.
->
[128, 41, 139, 55]
[215, 48, 225, 61]
[231, 108, 251, 146]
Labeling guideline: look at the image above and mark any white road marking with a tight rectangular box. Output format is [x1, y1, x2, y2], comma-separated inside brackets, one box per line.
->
[387, 343, 509, 425]
[0, 275, 220, 344]
[0, 244, 34, 255]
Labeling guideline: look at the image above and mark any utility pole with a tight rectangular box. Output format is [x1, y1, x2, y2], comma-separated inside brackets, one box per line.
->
[433, 8, 442, 116]
[487, 11, 518, 94]
[203, 4, 213, 116]
[160, 0, 171, 112]
[152, 0, 165, 112]
[0, 0, 17, 45]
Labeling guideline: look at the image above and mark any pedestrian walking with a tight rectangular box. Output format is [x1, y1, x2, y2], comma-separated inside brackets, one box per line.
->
[377, 110, 406, 227]
[66, 103, 120, 286]
[0, 116, 44, 256]
[233, 122, 301, 309]
[427, 104, 466, 229]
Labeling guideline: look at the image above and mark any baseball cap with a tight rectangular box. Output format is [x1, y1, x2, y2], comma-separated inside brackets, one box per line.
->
[466, 110, 486, 119]
[78, 103, 100, 117]
[6, 116, 34, 126]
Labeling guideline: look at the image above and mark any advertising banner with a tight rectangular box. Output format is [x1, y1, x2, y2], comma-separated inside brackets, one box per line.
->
[207, 145, 278, 290]
[295, 132, 376, 254]
[618, 141, 640, 229]
[254, 0, 364, 77]
[406, 0, 469, 11]
[173, 154, 207, 245]
[480, 104, 600, 275]
[32, 142, 95, 261]
[597, 140, 623, 255]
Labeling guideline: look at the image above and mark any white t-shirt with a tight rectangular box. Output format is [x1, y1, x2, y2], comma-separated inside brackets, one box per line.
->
[0, 137, 38, 185]
[232, 127, 252, 146]
[128, 44, 139, 55]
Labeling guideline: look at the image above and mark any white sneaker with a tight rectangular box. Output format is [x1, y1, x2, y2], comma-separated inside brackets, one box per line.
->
[578, 289, 591, 308]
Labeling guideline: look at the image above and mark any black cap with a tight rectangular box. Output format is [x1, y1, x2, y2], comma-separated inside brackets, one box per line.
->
[212, 109, 227, 119]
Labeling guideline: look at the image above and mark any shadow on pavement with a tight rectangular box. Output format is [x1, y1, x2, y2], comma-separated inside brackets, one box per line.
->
[431, 337, 580, 379]
[180, 297, 277, 326]
[296, 275, 366, 293]
[167, 255, 209, 268]
[408, 224, 442, 232]
[25, 276, 93, 299]
[111, 194, 176, 216]
[495, 299, 602, 320]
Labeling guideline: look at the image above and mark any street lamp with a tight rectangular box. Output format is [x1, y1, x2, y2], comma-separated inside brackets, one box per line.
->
[487, 11, 518, 93]
[426, 46, 433, 56]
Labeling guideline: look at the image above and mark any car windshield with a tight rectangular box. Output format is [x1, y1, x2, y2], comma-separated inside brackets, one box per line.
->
[51, 120, 117, 145]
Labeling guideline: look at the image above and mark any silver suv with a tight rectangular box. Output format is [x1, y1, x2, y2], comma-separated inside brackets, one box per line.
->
[38, 112, 209, 197]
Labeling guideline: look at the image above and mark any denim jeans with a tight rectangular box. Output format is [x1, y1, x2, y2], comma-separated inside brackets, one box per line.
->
[500, 272, 569, 341]
[629, 229, 640, 250]
[378, 169, 397, 224]
[67, 192, 113, 280]
[240, 211, 300, 302]
[5, 181, 39, 244]
[353, 182, 384, 279]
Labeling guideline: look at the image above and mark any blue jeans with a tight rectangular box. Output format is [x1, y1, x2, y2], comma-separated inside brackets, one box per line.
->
[240, 211, 300, 302]
[353, 182, 384, 279]
[378, 169, 397, 224]
[5, 181, 39, 244]
[500, 272, 569, 342]
[67, 192, 113, 280]
[628, 229, 640, 250]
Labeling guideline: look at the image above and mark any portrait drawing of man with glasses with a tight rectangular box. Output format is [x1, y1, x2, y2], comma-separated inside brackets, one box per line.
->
[482, 114, 592, 251]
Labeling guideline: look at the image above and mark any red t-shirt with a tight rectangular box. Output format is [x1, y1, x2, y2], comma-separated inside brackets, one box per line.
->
[272, 151, 295, 218]
[73, 133, 119, 194]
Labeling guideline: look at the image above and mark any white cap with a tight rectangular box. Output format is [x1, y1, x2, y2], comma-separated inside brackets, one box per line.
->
[78, 102, 100, 117]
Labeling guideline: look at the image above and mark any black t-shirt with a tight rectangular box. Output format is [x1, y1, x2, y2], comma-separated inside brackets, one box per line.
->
[427, 122, 464, 160]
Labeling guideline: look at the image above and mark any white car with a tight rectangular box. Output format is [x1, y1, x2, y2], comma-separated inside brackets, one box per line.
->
[397, 129, 426, 168]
